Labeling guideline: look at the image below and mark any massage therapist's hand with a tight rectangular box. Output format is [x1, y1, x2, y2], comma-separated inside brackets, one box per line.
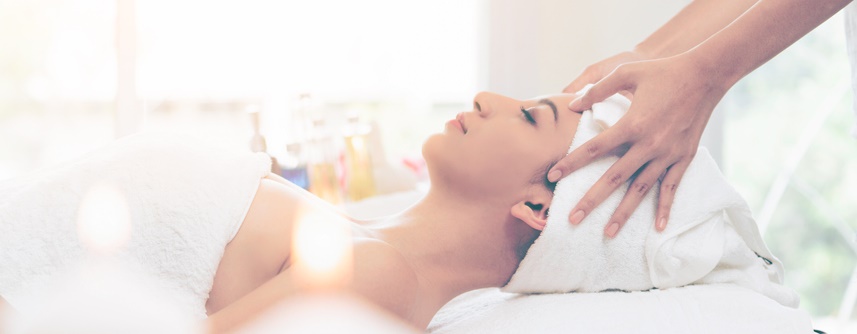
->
[548, 53, 727, 238]
[562, 50, 650, 95]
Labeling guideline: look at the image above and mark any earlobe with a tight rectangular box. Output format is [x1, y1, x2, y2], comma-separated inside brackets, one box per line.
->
[510, 201, 549, 231]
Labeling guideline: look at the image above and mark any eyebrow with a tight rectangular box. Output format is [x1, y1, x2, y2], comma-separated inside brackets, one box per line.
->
[537, 99, 558, 125]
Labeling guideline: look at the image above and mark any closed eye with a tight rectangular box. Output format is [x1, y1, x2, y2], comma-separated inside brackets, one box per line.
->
[520, 107, 536, 126]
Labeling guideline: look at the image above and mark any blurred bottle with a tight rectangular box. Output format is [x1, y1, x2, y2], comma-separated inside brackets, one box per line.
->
[306, 118, 343, 204]
[274, 94, 315, 189]
[279, 142, 309, 189]
[248, 106, 266, 152]
[291, 94, 314, 145]
[343, 115, 376, 201]
[247, 106, 282, 175]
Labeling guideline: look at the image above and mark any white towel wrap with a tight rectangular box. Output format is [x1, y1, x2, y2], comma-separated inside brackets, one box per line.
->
[0, 133, 272, 318]
[503, 91, 799, 308]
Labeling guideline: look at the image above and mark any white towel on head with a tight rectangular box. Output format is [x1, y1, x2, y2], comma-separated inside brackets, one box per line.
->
[502, 92, 799, 308]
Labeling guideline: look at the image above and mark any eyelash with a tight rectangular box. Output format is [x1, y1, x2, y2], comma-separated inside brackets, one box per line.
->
[520, 107, 536, 125]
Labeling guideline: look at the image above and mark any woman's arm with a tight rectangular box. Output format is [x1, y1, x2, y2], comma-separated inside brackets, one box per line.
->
[206, 240, 418, 333]
[206, 267, 301, 334]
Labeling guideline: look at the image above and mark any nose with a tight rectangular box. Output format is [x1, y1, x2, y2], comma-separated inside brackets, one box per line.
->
[473, 91, 521, 119]
[472, 91, 492, 117]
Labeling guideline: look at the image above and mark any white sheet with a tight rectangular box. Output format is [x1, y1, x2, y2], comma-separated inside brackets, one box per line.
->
[0, 133, 271, 318]
[428, 284, 813, 334]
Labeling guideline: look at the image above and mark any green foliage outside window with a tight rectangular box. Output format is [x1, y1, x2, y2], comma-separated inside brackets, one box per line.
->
[723, 13, 857, 319]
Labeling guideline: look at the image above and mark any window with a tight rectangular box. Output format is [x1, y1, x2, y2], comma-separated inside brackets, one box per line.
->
[1, 0, 481, 192]
[0, 0, 116, 180]
[722, 12, 857, 327]
[136, 0, 479, 167]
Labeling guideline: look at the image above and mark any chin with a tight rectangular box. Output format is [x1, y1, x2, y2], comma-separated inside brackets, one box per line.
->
[421, 135, 442, 179]
[420, 134, 461, 189]
[420, 133, 443, 167]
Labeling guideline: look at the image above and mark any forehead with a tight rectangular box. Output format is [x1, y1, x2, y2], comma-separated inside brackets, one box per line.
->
[523, 93, 577, 107]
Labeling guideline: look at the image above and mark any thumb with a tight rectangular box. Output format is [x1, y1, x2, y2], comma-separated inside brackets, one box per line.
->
[562, 69, 600, 94]
[568, 66, 634, 112]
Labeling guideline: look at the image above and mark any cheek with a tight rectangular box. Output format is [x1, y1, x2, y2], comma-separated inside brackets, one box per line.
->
[475, 132, 568, 187]
[464, 136, 536, 187]
[421, 128, 556, 195]
[421, 133, 523, 191]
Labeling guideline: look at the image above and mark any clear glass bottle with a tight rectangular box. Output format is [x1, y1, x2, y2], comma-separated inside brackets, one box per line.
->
[248, 106, 267, 153]
[277, 94, 314, 189]
[343, 115, 376, 201]
[247, 106, 282, 175]
[279, 142, 309, 189]
[306, 118, 343, 204]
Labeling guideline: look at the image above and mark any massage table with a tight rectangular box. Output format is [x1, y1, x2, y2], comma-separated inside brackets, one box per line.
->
[427, 284, 814, 333]
[344, 192, 816, 334]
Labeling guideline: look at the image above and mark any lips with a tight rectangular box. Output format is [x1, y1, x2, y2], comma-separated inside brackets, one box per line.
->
[456, 113, 468, 134]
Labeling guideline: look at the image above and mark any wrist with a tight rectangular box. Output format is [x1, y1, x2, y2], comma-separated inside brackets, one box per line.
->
[681, 48, 741, 92]
[632, 43, 659, 60]
[634, 34, 683, 59]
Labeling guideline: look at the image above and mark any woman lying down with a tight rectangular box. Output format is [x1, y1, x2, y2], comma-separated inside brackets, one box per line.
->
[0, 91, 797, 332]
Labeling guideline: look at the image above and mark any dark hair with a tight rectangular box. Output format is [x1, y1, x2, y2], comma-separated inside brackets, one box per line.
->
[508, 227, 542, 286]
[529, 158, 561, 192]
[509, 158, 561, 265]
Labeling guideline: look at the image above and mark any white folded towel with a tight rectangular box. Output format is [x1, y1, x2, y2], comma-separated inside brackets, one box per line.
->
[503, 92, 799, 308]
[0, 133, 272, 317]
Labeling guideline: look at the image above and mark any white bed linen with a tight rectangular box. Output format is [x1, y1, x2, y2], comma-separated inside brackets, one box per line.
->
[428, 284, 813, 334]
[0, 133, 271, 318]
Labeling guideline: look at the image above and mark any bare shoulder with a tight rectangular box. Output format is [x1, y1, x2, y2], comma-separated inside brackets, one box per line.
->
[262, 173, 290, 185]
[228, 176, 303, 261]
[208, 174, 305, 314]
[350, 239, 419, 322]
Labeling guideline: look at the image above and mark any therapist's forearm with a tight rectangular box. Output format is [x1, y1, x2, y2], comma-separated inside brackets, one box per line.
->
[689, 0, 851, 88]
[635, 0, 759, 58]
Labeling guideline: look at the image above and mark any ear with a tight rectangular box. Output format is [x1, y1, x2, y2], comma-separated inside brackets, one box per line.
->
[510, 196, 551, 231]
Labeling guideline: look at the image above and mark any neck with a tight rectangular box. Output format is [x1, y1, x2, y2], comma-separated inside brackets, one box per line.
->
[373, 187, 534, 303]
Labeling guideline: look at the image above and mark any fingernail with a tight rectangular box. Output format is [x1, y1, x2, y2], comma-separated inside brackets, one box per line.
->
[606, 222, 619, 237]
[568, 99, 582, 110]
[656, 218, 667, 231]
[570, 210, 585, 225]
[548, 170, 562, 183]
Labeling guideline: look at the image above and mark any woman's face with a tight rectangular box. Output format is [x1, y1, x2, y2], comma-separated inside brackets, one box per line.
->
[423, 92, 580, 200]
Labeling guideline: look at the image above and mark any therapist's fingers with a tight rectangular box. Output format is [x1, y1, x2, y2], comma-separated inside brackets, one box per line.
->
[562, 51, 650, 94]
[566, 146, 649, 226]
[562, 64, 604, 94]
[604, 159, 671, 238]
[568, 65, 636, 112]
[548, 125, 628, 183]
[655, 158, 693, 231]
